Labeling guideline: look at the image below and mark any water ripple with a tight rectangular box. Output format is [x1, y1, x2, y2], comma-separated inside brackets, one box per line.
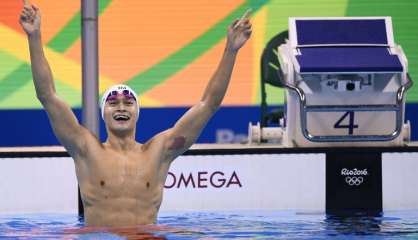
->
[1, 210, 418, 239]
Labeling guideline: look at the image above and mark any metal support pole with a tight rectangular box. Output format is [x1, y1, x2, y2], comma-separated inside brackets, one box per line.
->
[81, 0, 99, 136]
[80, 0, 99, 217]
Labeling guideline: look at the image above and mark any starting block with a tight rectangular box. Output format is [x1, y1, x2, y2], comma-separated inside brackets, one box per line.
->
[249, 17, 413, 147]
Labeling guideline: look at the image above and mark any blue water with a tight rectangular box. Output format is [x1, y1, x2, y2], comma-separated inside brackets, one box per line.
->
[1, 210, 418, 239]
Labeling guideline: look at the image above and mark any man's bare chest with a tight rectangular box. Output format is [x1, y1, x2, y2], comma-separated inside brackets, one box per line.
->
[76, 154, 154, 197]
[92, 157, 159, 191]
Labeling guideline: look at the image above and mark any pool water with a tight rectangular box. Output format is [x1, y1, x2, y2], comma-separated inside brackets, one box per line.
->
[1, 210, 418, 239]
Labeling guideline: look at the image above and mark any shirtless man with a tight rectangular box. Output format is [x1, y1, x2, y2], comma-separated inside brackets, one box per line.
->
[20, 1, 252, 226]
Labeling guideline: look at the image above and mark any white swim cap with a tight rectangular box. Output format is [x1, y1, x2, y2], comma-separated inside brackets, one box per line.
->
[100, 84, 139, 120]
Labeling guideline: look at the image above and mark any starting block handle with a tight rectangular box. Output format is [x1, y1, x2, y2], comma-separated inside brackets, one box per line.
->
[280, 70, 413, 142]
[397, 73, 413, 104]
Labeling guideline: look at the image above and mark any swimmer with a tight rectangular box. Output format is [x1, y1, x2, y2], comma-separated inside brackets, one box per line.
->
[20, 0, 252, 227]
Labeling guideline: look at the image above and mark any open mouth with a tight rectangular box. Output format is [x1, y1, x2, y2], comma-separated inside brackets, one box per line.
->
[113, 114, 130, 122]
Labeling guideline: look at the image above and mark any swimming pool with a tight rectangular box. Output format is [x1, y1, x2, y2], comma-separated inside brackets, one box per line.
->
[2, 147, 418, 239]
[1, 210, 418, 239]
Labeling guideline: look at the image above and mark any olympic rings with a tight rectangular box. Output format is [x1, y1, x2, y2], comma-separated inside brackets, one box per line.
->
[345, 176, 363, 186]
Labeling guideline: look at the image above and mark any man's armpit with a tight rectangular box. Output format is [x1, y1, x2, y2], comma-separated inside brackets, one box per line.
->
[168, 136, 186, 150]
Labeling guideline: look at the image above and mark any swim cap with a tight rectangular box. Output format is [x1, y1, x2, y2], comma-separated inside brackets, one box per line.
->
[100, 84, 139, 120]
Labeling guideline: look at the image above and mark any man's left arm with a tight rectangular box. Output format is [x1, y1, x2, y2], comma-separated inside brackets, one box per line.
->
[163, 17, 252, 160]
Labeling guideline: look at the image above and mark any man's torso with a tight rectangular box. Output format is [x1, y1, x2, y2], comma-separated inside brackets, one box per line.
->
[74, 138, 171, 226]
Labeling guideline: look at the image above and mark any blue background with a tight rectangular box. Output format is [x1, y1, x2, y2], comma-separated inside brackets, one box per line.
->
[1, 104, 417, 146]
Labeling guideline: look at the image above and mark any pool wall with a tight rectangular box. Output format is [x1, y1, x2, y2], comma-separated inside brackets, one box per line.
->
[0, 145, 417, 214]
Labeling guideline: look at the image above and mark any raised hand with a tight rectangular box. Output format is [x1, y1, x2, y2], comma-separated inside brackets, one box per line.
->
[226, 10, 252, 53]
[19, 0, 41, 36]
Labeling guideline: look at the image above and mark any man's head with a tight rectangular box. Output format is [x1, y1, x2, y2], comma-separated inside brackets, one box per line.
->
[101, 84, 139, 134]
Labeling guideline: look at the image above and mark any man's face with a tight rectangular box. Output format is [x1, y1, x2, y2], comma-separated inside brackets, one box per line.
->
[103, 94, 138, 134]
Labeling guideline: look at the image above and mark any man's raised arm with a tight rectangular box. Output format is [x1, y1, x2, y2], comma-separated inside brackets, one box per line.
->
[162, 14, 252, 160]
[20, 2, 91, 157]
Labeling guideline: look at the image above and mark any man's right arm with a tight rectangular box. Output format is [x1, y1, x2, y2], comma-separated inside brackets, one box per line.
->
[21, 4, 92, 157]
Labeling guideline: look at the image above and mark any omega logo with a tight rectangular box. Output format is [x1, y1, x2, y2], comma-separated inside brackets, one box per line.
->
[165, 171, 242, 189]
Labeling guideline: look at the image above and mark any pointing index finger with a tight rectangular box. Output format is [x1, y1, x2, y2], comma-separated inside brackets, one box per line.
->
[240, 9, 252, 21]
[234, 9, 252, 29]
[23, 0, 30, 6]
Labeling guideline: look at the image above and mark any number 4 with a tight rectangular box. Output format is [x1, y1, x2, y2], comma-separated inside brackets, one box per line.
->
[334, 111, 358, 135]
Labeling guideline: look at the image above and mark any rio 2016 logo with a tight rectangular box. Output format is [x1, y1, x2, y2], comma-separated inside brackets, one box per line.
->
[340, 168, 368, 186]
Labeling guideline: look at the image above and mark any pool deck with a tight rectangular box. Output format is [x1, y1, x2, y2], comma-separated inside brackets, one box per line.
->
[0, 141, 418, 153]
